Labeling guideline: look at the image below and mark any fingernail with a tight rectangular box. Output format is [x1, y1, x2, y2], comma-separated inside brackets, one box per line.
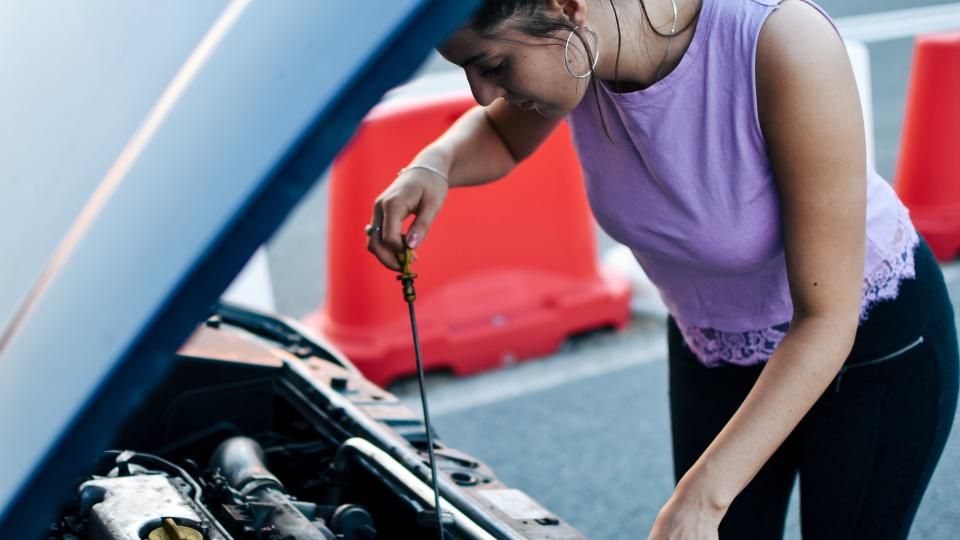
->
[407, 232, 419, 248]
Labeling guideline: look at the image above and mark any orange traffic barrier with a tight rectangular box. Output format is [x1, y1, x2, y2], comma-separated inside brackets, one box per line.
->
[302, 92, 630, 386]
[894, 31, 960, 261]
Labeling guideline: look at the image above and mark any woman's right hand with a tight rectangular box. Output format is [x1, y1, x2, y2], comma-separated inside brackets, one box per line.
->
[366, 166, 449, 271]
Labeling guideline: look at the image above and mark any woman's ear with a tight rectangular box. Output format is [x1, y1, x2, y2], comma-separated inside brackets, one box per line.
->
[550, 0, 589, 27]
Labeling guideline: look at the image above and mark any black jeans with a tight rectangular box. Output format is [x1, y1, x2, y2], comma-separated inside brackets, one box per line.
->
[668, 235, 959, 539]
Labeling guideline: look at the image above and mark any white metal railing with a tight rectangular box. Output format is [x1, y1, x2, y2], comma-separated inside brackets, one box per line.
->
[838, 2, 960, 43]
[837, 3, 960, 169]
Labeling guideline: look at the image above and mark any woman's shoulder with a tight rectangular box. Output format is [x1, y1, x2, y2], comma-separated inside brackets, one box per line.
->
[757, 1, 843, 54]
[754, 0, 848, 107]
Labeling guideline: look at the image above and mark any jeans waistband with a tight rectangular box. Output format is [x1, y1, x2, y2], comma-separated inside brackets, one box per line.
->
[846, 234, 946, 363]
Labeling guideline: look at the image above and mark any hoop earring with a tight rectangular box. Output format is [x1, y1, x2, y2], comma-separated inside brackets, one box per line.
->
[564, 25, 600, 79]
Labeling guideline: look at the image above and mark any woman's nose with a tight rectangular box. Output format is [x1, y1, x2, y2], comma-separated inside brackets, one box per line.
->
[465, 70, 505, 106]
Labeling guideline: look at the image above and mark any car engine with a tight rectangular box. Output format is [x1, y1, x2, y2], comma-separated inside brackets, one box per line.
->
[46, 304, 585, 540]
[57, 437, 379, 540]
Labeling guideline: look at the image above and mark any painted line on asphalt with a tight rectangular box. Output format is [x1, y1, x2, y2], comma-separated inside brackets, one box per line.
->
[397, 325, 669, 417]
[399, 257, 960, 417]
[942, 261, 960, 285]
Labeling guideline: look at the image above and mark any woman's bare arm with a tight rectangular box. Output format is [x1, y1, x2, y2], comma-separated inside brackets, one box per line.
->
[368, 98, 561, 269]
[668, 0, 865, 514]
[410, 98, 562, 187]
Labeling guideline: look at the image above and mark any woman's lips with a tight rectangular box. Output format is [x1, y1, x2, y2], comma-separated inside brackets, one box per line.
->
[507, 98, 542, 114]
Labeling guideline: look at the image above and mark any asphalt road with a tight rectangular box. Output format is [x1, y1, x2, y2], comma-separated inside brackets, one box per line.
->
[263, 1, 960, 538]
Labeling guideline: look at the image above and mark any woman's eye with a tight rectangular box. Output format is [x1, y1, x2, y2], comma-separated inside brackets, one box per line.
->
[481, 61, 506, 78]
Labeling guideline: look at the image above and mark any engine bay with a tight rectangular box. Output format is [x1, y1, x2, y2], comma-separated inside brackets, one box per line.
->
[46, 304, 583, 540]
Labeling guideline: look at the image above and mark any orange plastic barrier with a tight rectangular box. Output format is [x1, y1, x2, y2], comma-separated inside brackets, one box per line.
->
[894, 31, 960, 261]
[302, 93, 630, 386]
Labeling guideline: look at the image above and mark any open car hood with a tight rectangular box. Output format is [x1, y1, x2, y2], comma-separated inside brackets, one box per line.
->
[0, 1, 479, 535]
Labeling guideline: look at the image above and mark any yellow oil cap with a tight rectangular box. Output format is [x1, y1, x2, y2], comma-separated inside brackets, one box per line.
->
[147, 517, 204, 540]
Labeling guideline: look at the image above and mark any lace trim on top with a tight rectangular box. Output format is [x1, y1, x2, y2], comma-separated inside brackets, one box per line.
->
[678, 222, 921, 368]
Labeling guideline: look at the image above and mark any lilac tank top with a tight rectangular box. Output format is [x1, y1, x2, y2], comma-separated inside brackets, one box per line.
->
[566, 0, 919, 367]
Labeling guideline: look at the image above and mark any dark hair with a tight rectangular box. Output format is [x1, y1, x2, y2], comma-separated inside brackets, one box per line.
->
[467, 0, 616, 139]
[465, 1, 699, 141]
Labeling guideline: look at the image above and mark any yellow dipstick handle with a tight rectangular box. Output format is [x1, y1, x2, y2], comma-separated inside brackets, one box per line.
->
[396, 235, 418, 303]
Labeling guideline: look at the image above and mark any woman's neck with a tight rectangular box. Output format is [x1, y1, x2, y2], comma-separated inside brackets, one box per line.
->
[592, 0, 704, 92]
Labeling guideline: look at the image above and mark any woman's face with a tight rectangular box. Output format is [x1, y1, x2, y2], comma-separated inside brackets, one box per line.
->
[437, 23, 593, 119]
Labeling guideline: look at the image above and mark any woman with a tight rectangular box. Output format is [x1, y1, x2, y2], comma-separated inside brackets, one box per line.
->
[365, 0, 959, 538]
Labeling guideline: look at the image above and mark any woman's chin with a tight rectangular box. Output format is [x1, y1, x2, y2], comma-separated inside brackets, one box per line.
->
[531, 103, 554, 118]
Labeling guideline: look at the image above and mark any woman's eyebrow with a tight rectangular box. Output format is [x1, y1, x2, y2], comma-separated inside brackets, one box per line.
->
[460, 51, 490, 68]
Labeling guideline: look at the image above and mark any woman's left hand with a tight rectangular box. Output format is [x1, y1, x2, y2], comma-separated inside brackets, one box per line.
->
[647, 486, 726, 540]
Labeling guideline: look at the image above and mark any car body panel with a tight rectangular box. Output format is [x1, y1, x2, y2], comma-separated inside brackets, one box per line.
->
[0, 1, 479, 534]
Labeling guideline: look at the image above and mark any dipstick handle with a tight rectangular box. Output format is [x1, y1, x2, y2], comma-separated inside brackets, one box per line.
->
[396, 235, 418, 303]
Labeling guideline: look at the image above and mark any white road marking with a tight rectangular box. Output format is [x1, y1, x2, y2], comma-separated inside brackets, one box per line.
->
[395, 324, 668, 417]
[941, 261, 960, 285]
